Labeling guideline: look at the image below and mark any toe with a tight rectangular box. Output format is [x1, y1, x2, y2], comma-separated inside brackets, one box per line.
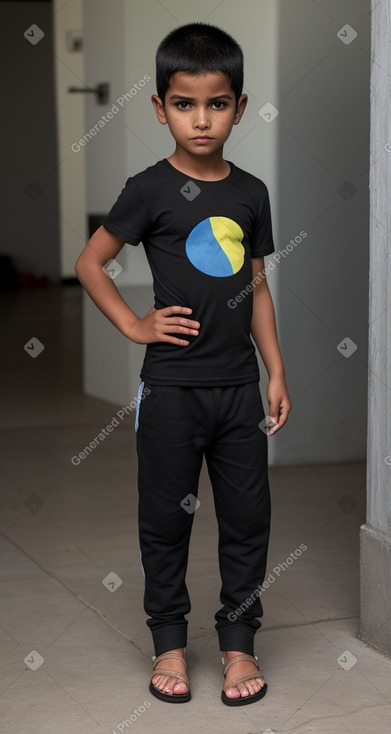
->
[238, 683, 250, 697]
[225, 686, 241, 699]
[244, 677, 265, 696]
[248, 677, 264, 694]
[165, 676, 188, 695]
[248, 680, 259, 695]
[173, 681, 188, 694]
[225, 677, 266, 699]
[153, 673, 170, 691]
[163, 676, 177, 694]
[153, 673, 188, 695]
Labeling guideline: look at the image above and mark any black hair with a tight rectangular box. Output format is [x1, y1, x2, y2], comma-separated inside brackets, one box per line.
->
[155, 22, 244, 107]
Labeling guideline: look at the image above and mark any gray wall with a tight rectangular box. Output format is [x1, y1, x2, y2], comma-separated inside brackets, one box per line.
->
[273, 0, 370, 463]
[360, 0, 391, 656]
[0, 1, 60, 280]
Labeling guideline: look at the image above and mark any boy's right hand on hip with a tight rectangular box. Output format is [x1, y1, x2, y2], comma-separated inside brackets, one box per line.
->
[127, 305, 200, 346]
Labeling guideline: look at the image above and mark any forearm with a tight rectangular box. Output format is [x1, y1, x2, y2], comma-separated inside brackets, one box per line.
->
[75, 259, 139, 339]
[251, 285, 286, 379]
[75, 225, 199, 346]
[75, 255, 199, 346]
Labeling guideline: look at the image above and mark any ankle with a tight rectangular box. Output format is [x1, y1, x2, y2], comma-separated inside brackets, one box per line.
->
[222, 650, 256, 662]
[222, 650, 247, 656]
[155, 646, 186, 658]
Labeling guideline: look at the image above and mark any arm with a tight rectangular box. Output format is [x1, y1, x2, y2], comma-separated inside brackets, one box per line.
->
[250, 257, 292, 434]
[75, 225, 200, 346]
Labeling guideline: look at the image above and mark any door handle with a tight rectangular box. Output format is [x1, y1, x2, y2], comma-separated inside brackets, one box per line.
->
[68, 82, 109, 105]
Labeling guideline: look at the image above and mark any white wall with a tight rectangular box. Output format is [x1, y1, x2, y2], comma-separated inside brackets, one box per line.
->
[83, 0, 152, 285]
[81, 0, 370, 465]
[83, 0, 126, 211]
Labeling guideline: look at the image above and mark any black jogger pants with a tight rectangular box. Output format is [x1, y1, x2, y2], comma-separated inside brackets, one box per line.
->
[135, 381, 271, 658]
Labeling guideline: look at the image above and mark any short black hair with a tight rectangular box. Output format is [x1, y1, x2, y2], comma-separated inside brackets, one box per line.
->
[155, 22, 244, 107]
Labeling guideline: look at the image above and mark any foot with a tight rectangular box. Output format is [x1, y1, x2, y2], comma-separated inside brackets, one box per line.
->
[151, 647, 189, 696]
[222, 650, 266, 700]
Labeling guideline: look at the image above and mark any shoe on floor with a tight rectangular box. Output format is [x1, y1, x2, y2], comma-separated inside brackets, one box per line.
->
[221, 653, 267, 706]
[149, 650, 191, 703]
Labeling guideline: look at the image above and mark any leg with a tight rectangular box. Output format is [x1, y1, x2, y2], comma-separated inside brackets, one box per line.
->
[205, 383, 271, 700]
[136, 384, 208, 694]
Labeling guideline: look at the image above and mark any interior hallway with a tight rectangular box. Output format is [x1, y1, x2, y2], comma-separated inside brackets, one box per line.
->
[0, 284, 390, 734]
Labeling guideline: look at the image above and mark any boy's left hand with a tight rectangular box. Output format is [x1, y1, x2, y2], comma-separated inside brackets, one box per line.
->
[265, 375, 292, 435]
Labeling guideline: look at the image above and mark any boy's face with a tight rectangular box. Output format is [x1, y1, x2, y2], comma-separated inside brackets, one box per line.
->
[151, 71, 247, 159]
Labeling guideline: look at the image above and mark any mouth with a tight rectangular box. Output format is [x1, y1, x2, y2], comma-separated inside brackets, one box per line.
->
[191, 136, 214, 142]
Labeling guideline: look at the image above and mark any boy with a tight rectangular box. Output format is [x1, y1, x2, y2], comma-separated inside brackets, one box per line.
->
[75, 22, 291, 706]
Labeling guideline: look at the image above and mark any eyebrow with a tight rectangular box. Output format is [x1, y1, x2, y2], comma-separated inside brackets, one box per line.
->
[168, 94, 233, 102]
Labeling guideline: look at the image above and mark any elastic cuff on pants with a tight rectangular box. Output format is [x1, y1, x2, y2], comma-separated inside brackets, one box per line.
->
[151, 625, 188, 658]
[217, 623, 256, 657]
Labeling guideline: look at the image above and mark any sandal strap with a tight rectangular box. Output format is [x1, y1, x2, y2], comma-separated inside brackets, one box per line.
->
[152, 651, 187, 669]
[151, 667, 189, 685]
[224, 671, 264, 690]
[223, 653, 259, 676]
[151, 651, 189, 686]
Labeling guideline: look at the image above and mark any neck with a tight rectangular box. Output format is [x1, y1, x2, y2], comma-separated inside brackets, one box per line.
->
[167, 149, 230, 181]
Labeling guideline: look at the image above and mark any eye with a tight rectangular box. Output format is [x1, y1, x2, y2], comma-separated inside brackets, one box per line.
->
[175, 101, 191, 109]
[212, 100, 227, 109]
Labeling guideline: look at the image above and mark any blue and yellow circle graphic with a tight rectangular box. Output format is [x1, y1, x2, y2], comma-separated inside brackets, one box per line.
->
[185, 216, 245, 277]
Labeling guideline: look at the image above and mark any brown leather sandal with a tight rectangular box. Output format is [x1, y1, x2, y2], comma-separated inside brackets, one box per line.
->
[221, 653, 267, 706]
[149, 651, 191, 703]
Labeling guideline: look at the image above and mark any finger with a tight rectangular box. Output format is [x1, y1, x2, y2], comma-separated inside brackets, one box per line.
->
[162, 323, 199, 335]
[275, 402, 291, 428]
[268, 404, 280, 422]
[163, 316, 200, 329]
[267, 421, 280, 435]
[161, 335, 190, 346]
[267, 411, 280, 434]
[276, 411, 289, 428]
[161, 305, 194, 316]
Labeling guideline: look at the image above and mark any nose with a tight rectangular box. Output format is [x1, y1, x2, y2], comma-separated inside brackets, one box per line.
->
[194, 106, 210, 130]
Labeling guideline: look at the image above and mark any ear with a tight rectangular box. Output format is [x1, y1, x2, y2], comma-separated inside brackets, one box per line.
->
[233, 93, 248, 125]
[151, 94, 168, 125]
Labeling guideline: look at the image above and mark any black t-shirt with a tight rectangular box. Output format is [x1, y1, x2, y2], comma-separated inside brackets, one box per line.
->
[102, 158, 275, 386]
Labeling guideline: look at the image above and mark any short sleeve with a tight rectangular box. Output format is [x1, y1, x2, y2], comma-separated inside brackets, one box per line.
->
[102, 177, 149, 245]
[251, 183, 275, 258]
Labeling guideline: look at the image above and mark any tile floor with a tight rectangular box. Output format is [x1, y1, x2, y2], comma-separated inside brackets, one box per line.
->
[1, 284, 390, 734]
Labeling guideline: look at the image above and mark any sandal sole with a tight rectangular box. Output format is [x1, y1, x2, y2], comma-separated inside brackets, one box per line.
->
[149, 680, 191, 703]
